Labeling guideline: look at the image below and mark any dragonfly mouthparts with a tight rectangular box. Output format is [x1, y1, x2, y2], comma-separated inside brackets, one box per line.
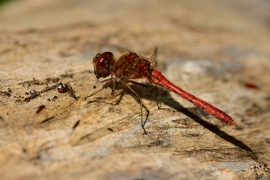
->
[94, 70, 100, 79]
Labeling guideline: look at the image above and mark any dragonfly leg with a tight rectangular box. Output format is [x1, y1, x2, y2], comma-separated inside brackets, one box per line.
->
[84, 78, 112, 100]
[110, 78, 116, 98]
[128, 79, 170, 112]
[120, 81, 149, 135]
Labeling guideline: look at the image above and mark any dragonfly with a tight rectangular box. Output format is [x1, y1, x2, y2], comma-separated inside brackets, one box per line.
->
[89, 49, 238, 134]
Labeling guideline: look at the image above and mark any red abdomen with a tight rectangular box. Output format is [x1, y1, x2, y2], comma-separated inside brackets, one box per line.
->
[150, 69, 238, 127]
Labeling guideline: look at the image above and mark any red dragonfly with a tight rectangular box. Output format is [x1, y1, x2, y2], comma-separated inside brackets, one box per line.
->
[90, 49, 238, 134]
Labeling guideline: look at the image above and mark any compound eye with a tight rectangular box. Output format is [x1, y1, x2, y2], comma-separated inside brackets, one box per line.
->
[92, 51, 114, 79]
[97, 52, 113, 67]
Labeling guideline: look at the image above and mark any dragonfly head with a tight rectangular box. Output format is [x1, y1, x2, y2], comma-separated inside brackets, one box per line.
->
[93, 52, 114, 79]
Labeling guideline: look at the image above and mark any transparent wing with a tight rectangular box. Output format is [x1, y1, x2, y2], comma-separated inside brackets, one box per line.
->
[147, 47, 158, 68]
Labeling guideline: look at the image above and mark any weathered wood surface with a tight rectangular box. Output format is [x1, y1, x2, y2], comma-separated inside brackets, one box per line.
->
[0, 0, 270, 179]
